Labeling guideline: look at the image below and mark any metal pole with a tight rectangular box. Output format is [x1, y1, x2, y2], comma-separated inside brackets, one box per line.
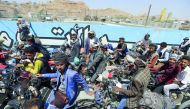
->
[145, 4, 152, 26]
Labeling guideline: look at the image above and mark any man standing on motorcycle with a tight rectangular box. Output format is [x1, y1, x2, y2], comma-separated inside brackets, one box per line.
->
[69, 33, 81, 62]
[141, 34, 152, 51]
[36, 53, 94, 109]
[85, 30, 100, 54]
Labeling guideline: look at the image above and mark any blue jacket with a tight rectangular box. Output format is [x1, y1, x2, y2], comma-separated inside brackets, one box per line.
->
[42, 68, 90, 109]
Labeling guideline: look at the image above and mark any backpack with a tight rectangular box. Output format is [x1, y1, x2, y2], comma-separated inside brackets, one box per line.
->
[32, 44, 50, 61]
[38, 46, 50, 60]
[38, 57, 50, 71]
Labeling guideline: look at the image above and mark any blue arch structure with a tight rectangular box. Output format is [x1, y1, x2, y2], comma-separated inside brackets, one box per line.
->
[0, 20, 190, 48]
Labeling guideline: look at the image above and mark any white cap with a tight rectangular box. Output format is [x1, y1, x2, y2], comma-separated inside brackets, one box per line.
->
[169, 54, 178, 60]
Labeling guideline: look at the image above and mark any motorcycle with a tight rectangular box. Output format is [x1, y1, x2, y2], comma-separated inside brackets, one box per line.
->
[170, 84, 190, 109]
[178, 100, 190, 109]
[0, 65, 50, 109]
[76, 77, 121, 109]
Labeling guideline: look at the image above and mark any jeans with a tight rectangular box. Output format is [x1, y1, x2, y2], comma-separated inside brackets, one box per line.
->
[163, 83, 179, 97]
[153, 85, 164, 94]
[117, 97, 127, 109]
[95, 90, 104, 106]
[117, 84, 129, 109]
[163, 97, 176, 109]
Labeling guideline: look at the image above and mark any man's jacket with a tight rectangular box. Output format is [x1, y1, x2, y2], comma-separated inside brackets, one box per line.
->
[42, 68, 90, 108]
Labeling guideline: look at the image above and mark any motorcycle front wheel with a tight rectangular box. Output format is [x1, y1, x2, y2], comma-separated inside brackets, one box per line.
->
[178, 100, 190, 109]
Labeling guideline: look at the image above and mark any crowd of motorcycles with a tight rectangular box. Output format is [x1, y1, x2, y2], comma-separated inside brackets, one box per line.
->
[0, 63, 51, 109]
[0, 47, 190, 109]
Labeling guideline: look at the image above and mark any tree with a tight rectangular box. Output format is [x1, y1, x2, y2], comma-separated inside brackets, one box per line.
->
[160, 8, 167, 22]
[84, 15, 91, 21]
[151, 16, 156, 21]
[185, 20, 189, 24]
[92, 16, 98, 21]
[101, 18, 106, 22]
[167, 12, 173, 22]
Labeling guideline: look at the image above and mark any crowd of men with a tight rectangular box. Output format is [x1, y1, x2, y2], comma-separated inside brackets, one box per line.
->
[1, 23, 190, 109]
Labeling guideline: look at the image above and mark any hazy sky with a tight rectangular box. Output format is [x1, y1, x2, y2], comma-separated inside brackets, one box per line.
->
[3, 0, 190, 20]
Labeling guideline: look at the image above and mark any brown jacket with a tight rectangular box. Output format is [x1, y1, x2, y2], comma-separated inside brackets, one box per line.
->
[121, 67, 150, 108]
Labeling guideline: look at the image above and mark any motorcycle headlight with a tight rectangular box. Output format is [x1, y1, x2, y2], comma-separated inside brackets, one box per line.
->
[15, 86, 23, 96]
[0, 81, 6, 92]
[28, 86, 39, 97]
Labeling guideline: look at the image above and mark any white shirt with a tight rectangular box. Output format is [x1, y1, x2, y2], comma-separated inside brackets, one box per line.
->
[89, 38, 96, 48]
[180, 41, 190, 48]
[58, 75, 66, 93]
[176, 66, 190, 89]
[157, 48, 169, 62]
[181, 66, 190, 84]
